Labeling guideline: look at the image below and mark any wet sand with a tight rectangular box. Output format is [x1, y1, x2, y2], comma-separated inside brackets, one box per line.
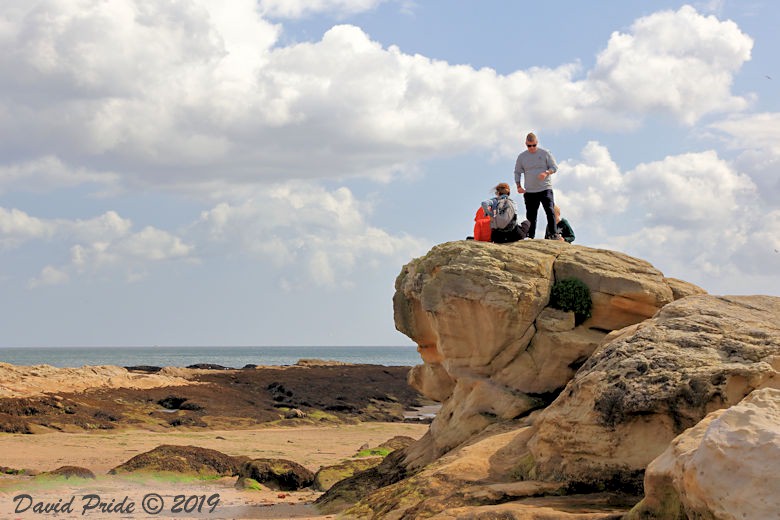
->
[0, 422, 428, 519]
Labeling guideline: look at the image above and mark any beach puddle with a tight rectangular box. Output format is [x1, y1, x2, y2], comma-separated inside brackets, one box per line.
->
[403, 403, 441, 420]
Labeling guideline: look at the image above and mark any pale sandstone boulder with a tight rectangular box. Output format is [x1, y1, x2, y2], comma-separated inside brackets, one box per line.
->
[322, 244, 780, 519]
[394, 241, 694, 466]
[527, 295, 780, 489]
[664, 277, 707, 300]
[340, 422, 633, 519]
[628, 388, 780, 520]
[492, 326, 606, 395]
[554, 248, 676, 331]
[394, 241, 559, 370]
[407, 362, 455, 403]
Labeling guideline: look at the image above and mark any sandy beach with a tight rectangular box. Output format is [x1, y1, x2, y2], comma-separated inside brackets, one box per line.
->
[0, 363, 432, 519]
[0, 422, 429, 519]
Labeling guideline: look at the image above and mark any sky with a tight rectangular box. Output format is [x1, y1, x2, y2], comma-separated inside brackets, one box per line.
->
[1, 0, 779, 348]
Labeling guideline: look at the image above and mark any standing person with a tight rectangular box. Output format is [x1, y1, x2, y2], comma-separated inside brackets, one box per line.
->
[553, 205, 575, 243]
[514, 132, 560, 240]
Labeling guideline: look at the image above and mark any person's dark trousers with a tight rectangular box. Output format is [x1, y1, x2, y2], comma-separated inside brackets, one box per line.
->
[523, 189, 556, 239]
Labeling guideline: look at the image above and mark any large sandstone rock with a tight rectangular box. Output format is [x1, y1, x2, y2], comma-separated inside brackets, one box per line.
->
[331, 241, 780, 520]
[526, 295, 780, 489]
[554, 248, 674, 331]
[393, 241, 695, 466]
[628, 388, 780, 520]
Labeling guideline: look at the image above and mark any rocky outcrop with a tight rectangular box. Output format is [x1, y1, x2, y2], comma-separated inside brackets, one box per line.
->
[109, 445, 244, 477]
[0, 363, 194, 398]
[627, 388, 780, 520]
[38, 466, 96, 480]
[313, 436, 417, 493]
[393, 241, 692, 467]
[525, 295, 780, 489]
[319, 240, 780, 518]
[238, 458, 315, 491]
[313, 458, 384, 492]
[315, 449, 411, 514]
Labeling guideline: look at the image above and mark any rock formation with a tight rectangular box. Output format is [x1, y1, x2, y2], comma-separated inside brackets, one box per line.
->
[0, 363, 194, 398]
[318, 240, 780, 518]
[393, 240, 701, 468]
[525, 294, 780, 489]
[628, 387, 780, 520]
[38, 466, 96, 480]
[238, 458, 315, 491]
[109, 445, 244, 477]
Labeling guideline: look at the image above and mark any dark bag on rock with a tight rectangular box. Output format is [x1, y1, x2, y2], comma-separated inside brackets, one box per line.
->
[491, 219, 530, 244]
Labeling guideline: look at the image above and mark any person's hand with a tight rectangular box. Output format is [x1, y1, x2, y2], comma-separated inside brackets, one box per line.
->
[537, 171, 549, 181]
[516, 185, 525, 194]
[558, 235, 565, 242]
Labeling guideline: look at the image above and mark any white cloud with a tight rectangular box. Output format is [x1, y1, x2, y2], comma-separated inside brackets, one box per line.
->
[556, 141, 628, 220]
[624, 150, 756, 226]
[710, 112, 780, 155]
[730, 209, 780, 275]
[586, 6, 753, 125]
[5, 182, 425, 289]
[259, 0, 390, 19]
[29, 265, 69, 288]
[0, 156, 118, 194]
[64, 223, 193, 275]
[0, 207, 53, 248]
[0, 206, 193, 284]
[557, 143, 778, 286]
[559, 142, 756, 228]
[708, 113, 780, 202]
[0, 3, 756, 194]
[114, 226, 193, 262]
[195, 182, 428, 287]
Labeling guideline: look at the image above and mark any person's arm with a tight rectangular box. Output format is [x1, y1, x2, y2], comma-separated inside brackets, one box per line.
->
[514, 155, 526, 193]
[560, 218, 575, 243]
[547, 150, 558, 175]
[537, 150, 559, 181]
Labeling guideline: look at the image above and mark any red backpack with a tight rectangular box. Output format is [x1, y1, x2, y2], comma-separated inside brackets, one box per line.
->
[473, 208, 491, 242]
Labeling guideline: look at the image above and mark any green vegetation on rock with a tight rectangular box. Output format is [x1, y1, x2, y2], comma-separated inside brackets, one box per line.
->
[550, 277, 592, 325]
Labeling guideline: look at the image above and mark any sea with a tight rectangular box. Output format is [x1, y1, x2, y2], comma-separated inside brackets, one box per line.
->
[0, 345, 422, 369]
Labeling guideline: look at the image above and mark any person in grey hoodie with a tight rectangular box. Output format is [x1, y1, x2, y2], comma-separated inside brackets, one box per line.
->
[514, 132, 560, 240]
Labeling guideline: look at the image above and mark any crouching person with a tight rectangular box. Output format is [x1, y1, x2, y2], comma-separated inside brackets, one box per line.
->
[482, 183, 531, 244]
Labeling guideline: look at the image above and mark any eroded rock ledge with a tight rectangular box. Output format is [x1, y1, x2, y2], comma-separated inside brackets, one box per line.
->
[318, 240, 780, 519]
[394, 240, 704, 468]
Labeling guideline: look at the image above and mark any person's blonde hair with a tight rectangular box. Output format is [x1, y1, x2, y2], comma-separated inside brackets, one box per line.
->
[526, 132, 537, 143]
[494, 182, 511, 196]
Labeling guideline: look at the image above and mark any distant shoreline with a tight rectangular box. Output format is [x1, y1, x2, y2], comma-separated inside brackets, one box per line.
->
[0, 345, 421, 369]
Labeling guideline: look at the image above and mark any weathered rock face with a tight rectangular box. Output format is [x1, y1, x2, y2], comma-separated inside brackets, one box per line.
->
[526, 295, 780, 489]
[320, 241, 780, 519]
[393, 240, 690, 466]
[627, 388, 780, 520]
[109, 445, 244, 477]
[38, 466, 96, 480]
[238, 458, 315, 491]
